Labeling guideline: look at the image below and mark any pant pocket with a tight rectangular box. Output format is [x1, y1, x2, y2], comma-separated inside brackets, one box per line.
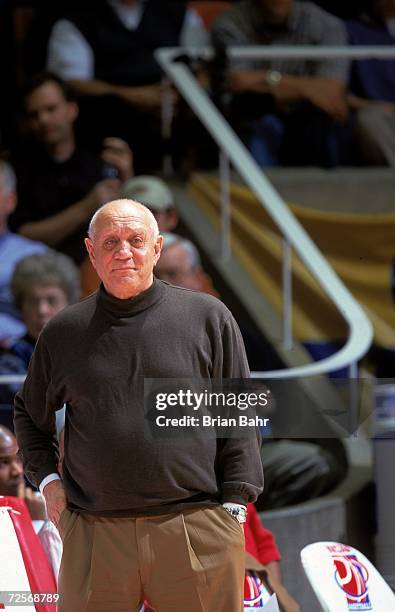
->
[180, 513, 207, 588]
[58, 507, 70, 540]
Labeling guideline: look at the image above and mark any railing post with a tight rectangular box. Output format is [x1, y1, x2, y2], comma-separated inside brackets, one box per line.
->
[348, 360, 359, 436]
[282, 237, 293, 350]
[219, 150, 231, 262]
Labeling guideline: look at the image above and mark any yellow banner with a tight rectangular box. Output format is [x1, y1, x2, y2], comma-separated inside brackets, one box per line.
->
[189, 174, 395, 347]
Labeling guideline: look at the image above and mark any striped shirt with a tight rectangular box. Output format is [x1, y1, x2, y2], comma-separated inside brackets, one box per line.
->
[211, 0, 349, 82]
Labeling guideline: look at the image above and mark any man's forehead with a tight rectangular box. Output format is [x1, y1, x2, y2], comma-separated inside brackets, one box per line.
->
[27, 82, 64, 108]
[96, 213, 150, 234]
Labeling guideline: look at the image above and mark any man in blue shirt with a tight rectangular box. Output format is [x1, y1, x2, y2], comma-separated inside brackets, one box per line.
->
[0, 161, 47, 343]
[346, 0, 395, 166]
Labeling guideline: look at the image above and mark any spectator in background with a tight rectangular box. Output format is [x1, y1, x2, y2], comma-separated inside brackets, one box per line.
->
[155, 233, 219, 296]
[0, 425, 28, 497]
[46, 0, 209, 171]
[346, 0, 395, 166]
[10, 72, 133, 266]
[0, 251, 80, 405]
[0, 425, 62, 580]
[0, 160, 47, 344]
[244, 502, 300, 611]
[211, 0, 351, 167]
[122, 175, 179, 233]
[245, 502, 281, 582]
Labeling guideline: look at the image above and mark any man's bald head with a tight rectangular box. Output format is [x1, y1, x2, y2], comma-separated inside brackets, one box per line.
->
[0, 425, 16, 450]
[0, 426, 23, 496]
[84, 199, 163, 299]
[88, 199, 159, 241]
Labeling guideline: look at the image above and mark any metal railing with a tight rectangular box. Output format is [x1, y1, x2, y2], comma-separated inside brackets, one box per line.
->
[155, 45, 382, 378]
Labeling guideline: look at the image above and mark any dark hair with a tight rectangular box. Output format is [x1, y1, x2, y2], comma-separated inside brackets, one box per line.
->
[21, 71, 76, 108]
[11, 251, 80, 309]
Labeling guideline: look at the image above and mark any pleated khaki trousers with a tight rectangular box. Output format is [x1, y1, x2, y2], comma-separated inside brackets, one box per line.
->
[57, 505, 245, 612]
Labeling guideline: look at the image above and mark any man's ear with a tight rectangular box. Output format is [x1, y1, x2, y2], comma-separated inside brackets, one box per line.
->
[68, 101, 79, 124]
[84, 237, 97, 269]
[5, 192, 17, 216]
[153, 235, 163, 266]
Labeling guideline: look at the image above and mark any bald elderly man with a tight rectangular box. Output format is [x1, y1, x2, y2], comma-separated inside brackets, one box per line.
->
[14, 199, 263, 612]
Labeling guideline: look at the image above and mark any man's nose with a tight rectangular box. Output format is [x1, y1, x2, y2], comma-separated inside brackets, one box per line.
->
[37, 299, 52, 317]
[10, 458, 23, 477]
[114, 240, 133, 258]
[36, 109, 54, 128]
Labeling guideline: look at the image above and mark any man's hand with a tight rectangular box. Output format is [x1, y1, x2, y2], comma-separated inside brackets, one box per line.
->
[101, 138, 134, 182]
[83, 178, 121, 216]
[228, 70, 348, 123]
[42, 480, 67, 528]
[17, 481, 47, 521]
[302, 78, 348, 122]
[266, 561, 282, 584]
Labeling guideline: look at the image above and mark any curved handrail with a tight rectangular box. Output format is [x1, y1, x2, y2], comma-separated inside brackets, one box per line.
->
[161, 44, 395, 61]
[156, 46, 376, 378]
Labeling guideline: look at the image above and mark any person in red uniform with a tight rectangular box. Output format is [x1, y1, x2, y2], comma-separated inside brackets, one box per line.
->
[244, 503, 300, 611]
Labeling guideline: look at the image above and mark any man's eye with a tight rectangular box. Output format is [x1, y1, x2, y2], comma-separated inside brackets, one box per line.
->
[131, 237, 144, 247]
[48, 297, 61, 307]
[104, 239, 116, 249]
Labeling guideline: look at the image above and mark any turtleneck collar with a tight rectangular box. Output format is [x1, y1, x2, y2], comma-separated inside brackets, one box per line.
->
[96, 277, 166, 318]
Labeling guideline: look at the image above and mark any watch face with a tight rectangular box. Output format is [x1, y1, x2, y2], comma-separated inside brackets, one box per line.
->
[223, 505, 247, 523]
[232, 507, 247, 523]
[266, 69, 282, 87]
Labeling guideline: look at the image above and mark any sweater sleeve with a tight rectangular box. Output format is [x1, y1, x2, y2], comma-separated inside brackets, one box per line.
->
[14, 332, 62, 488]
[246, 503, 281, 565]
[216, 314, 264, 504]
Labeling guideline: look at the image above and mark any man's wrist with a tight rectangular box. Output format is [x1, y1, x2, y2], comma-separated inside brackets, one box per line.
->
[222, 502, 247, 524]
[39, 473, 61, 495]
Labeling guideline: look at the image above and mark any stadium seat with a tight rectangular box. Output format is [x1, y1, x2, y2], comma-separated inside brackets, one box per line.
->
[300, 541, 395, 611]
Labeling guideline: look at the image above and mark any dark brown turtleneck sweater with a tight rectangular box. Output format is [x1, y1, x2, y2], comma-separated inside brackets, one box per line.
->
[14, 279, 263, 517]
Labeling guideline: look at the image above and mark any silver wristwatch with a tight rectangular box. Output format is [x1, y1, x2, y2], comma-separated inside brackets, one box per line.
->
[223, 505, 247, 524]
[265, 69, 282, 88]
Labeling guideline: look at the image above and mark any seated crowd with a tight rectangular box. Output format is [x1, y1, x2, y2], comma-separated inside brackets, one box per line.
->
[1, 0, 394, 171]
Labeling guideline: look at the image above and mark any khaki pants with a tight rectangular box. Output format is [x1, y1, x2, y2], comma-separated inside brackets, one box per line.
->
[57, 505, 245, 612]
